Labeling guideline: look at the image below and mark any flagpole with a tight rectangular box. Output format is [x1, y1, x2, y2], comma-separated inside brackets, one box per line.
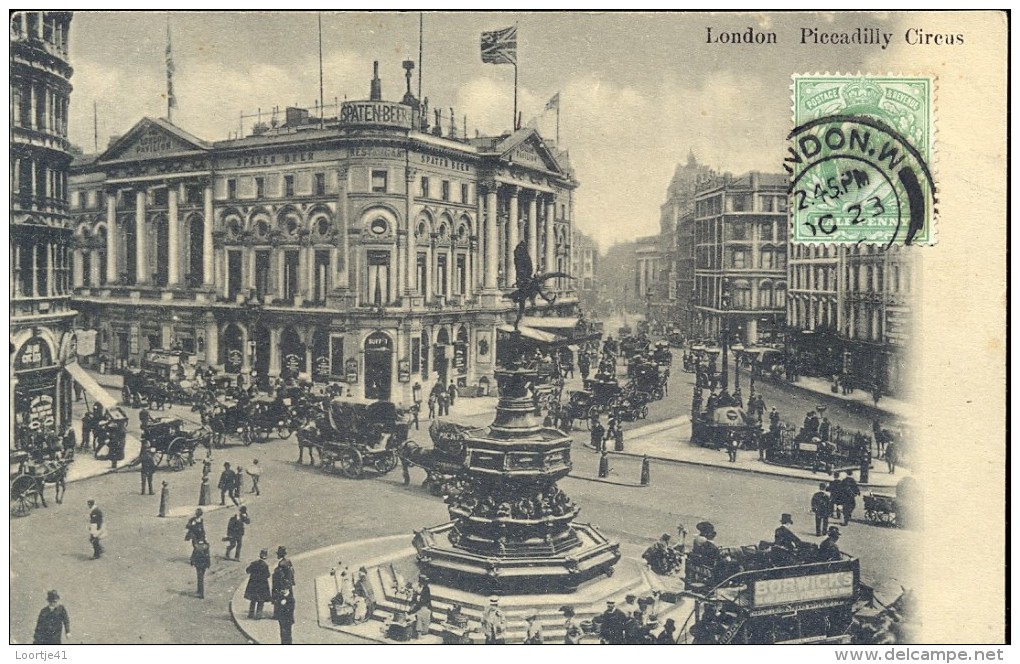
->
[93, 100, 98, 152]
[318, 13, 324, 128]
[556, 103, 560, 144]
[513, 62, 518, 130]
[166, 15, 172, 123]
[418, 12, 423, 102]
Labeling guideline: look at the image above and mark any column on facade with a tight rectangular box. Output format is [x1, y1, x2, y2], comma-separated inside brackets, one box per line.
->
[527, 192, 538, 265]
[484, 184, 498, 290]
[544, 198, 555, 275]
[336, 167, 350, 289]
[297, 243, 309, 299]
[425, 237, 434, 304]
[466, 240, 474, 300]
[446, 245, 454, 301]
[507, 187, 519, 278]
[106, 191, 118, 283]
[472, 189, 482, 292]
[269, 328, 281, 376]
[167, 186, 180, 286]
[203, 183, 214, 286]
[72, 247, 84, 287]
[403, 167, 415, 295]
[135, 189, 148, 284]
[47, 244, 55, 296]
[205, 315, 219, 366]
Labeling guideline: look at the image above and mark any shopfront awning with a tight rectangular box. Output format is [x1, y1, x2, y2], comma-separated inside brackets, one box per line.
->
[518, 317, 603, 343]
[64, 361, 120, 411]
[496, 324, 565, 345]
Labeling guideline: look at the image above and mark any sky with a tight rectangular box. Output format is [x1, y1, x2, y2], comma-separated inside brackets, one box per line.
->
[66, 11, 910, 249]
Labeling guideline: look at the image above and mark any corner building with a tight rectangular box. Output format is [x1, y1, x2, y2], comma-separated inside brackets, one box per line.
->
[693, 172, 788, 344]
[10, 11, 76, 447]
[69, 70, 578, 405]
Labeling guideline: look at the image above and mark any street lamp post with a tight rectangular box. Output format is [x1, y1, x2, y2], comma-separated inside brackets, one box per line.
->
[720, 278, 730, 392]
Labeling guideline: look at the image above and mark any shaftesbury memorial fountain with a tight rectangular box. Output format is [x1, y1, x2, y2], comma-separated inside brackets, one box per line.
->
[412, 330, 621, 594]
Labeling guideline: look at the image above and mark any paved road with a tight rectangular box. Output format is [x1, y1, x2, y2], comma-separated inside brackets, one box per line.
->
[11, 394, 914, 644]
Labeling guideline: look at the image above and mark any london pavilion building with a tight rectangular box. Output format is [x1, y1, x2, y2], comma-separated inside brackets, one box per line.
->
[68, 63, 578, 405]
[10, 11, 77, 446]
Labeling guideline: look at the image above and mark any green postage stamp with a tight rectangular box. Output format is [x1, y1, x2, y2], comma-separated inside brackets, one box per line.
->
[787, 75, 936, 246]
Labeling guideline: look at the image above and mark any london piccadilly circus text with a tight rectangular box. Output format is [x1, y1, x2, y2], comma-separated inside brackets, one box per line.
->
[704, 26, 964, 47]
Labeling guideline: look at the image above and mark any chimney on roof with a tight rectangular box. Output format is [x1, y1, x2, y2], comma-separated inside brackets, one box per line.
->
[370, 61, 382, 101]
[750, 171, 760, 190]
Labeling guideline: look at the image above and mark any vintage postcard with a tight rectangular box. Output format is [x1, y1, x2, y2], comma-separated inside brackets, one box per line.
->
[8, 9, 1006, 653]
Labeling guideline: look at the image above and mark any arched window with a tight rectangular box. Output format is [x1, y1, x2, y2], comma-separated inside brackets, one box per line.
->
[775, 282, 787, 309]
[759, 281, 773, 309]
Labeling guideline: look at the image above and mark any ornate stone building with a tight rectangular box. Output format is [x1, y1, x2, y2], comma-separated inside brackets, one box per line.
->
[68, 64, 578, 405]
[665, 151, 715, 335]
[787, 243, 915, 395]
[10, 11, 77, 447]
[693, 171, 788, 344]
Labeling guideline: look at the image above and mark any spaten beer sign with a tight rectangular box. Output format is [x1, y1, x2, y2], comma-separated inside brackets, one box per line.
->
[339, 101, 412, 129]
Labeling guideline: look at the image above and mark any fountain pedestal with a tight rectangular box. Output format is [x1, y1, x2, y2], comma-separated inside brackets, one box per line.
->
[413, 345, 620, 595]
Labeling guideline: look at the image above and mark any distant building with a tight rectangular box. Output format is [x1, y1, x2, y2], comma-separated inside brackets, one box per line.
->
[787, 244, 915, 396]
[693, 171, 788, 344]
[664, 152, 715, 335]
[68, 62, 579, 406]
[10, 11, 77, 448]
[570, 228, 598, 314]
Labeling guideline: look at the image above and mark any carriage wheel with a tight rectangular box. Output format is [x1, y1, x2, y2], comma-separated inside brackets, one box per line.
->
[337, 449, 363, 479]
[587, 405, 600, 421]
[276, 424, 293, 440]
[11, 476, 38, 516]
[320, 451, 336, 473]
[878, 511, 895, 526]
[167, 439, 188, 472]
[373, 451, 398, 475]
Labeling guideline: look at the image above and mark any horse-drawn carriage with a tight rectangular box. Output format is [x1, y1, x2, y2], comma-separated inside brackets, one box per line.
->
[198, 392, 303, 446]
[562, 378, 626, 429]
[10, 450, 68, 516]
[863, 493, 898, 526]
[400, 420, 474, 497]
[619, 334, 650, 359]
[139, 411, 209, 470]
[301, 398, 408, 479]
[122, 369, 193, 410]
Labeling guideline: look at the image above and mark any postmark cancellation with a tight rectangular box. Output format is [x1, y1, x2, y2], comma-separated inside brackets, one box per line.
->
[787, 75, 936, 246]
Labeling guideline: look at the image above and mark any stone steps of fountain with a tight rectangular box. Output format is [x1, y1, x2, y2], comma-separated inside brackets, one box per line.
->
[360, 559, 652, 643]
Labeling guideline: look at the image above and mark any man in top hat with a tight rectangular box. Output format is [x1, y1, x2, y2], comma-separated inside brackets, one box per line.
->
[656, 618, 677, 644]
[811, 482, 832, 536]
[272, 546, 296, 614]
[33, 590, 70, 644]
[599, 600, 628, 644]
[773, 514, 806, 564]
[245, 549, 272, 620]
[481, 596, 507, 644]
[140, 445, 157, 495]
[818, 526, 843, 561]
[190, 537, 211, 599]
[86, 499, 104, 560]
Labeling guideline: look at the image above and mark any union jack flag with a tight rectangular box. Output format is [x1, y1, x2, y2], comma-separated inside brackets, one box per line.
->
[481, 26, 517, 66]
